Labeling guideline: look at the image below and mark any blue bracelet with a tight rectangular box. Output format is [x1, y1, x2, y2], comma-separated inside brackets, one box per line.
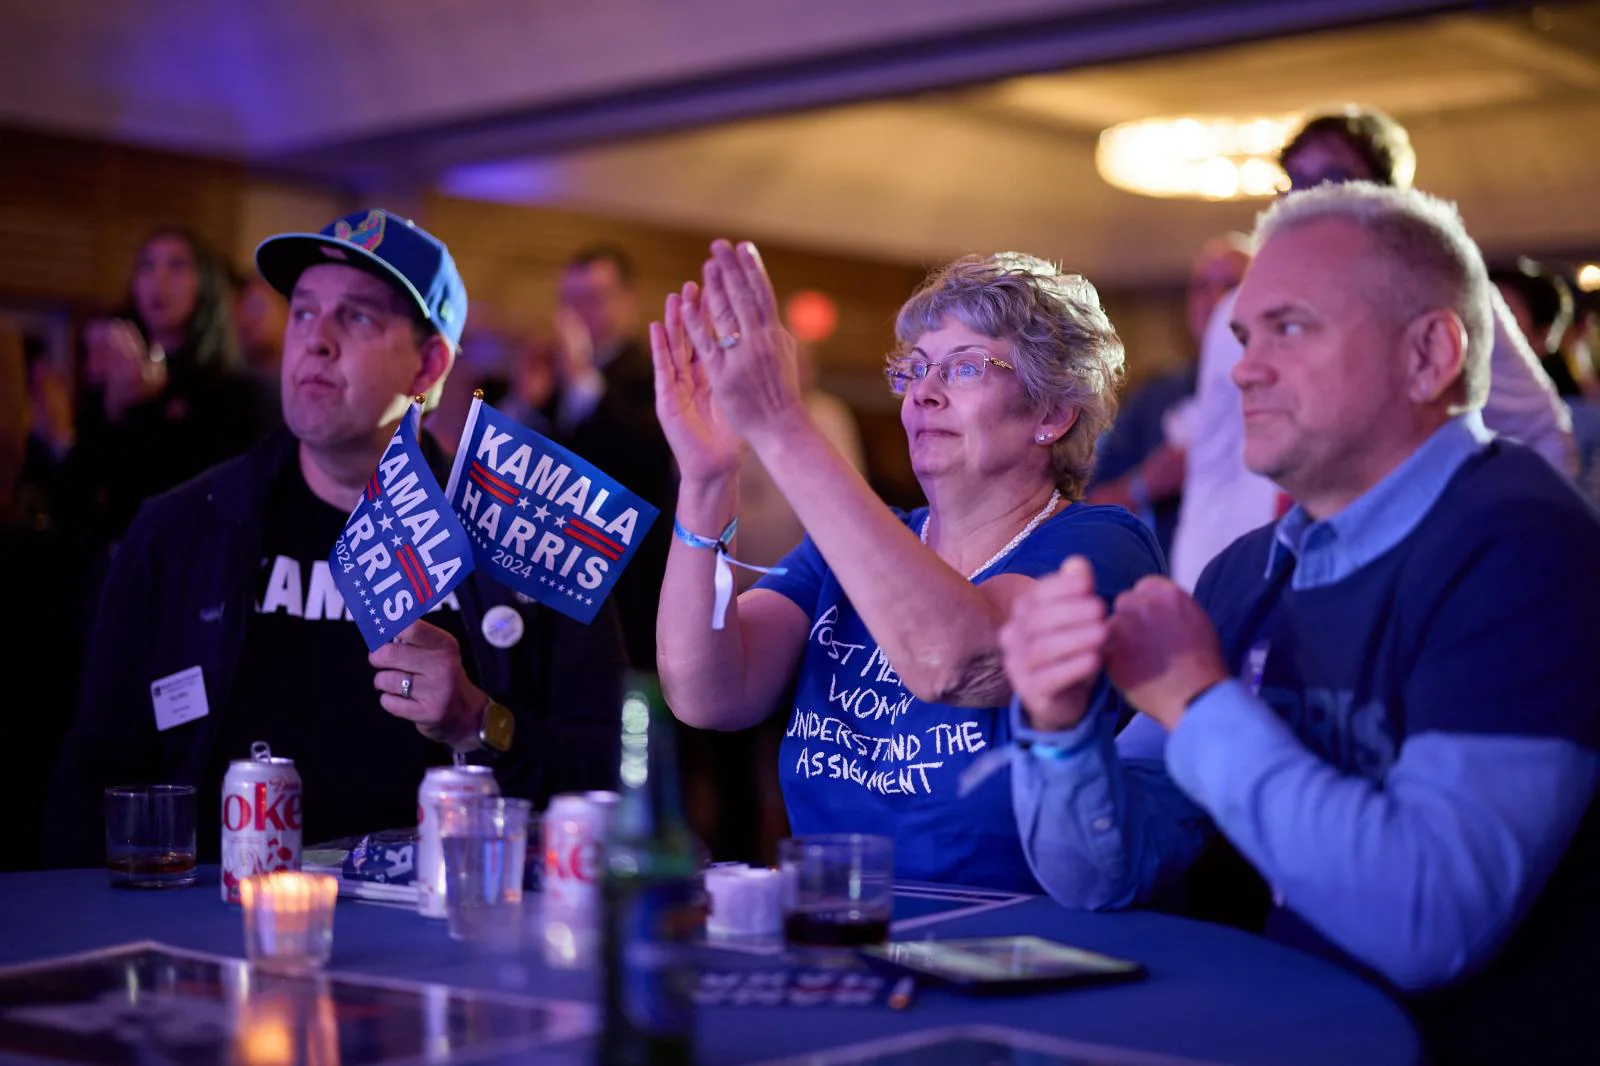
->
[673, 516, 787, 631]
[674, 517, 739, 554]
[673, 518, 787, 578]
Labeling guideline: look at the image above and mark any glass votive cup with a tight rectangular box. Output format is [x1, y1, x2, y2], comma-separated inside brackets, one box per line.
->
[706, 863, 782, 940]
[241, 871, 338, 973]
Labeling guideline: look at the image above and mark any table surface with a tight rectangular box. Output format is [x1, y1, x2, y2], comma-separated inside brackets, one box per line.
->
[0, 868, 1420, 1066]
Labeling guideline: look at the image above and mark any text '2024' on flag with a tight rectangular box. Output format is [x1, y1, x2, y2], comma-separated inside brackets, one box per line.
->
[329, 403, 475, 651]
[444, 396, 659, 624]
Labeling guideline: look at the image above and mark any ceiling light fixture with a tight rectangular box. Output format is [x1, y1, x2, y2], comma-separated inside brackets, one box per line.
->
[1577, 264, 1600, 293]
[1096, 116, 1297, 201]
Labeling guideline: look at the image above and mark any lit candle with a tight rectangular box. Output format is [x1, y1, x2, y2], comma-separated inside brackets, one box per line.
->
[241, 871, 337, 972]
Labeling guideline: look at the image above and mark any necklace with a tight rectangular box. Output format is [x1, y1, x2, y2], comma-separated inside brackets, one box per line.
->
[921, 488, 1062, 581]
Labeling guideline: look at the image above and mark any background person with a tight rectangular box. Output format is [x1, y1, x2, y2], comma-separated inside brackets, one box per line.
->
[58, 226, 266, 549]
[1089, 233, 1251, 559]
[1166, 106, 1573, 590]
[556, 244, 676, 672]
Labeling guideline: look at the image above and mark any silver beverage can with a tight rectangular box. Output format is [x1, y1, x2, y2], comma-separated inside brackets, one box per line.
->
[221, 741, 303, 903]
[416, 764, 500, 918]
[541, 789, 618, 967]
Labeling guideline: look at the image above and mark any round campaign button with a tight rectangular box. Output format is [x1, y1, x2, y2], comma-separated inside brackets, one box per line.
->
[481, 605, 525, 649]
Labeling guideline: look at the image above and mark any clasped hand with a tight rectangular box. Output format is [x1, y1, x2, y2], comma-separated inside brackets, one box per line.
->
[998, 557, 1229, 732]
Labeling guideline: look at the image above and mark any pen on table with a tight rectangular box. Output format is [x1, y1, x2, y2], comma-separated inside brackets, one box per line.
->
[888, 976, 916, 1010]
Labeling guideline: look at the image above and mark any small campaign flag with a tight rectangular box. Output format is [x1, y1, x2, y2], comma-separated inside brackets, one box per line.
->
[329, 404, 475, 650]
[444, 396, 659, 624]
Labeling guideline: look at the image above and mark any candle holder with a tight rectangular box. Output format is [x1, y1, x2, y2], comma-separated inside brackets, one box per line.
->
[241, 871, 338, 973]
[706, 863, 782, 939]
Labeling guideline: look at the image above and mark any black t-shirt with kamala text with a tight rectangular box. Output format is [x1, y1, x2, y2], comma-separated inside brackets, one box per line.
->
[214, 460, 474, 850]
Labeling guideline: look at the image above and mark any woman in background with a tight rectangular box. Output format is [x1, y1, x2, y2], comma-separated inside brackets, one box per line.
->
[59, 226, 265, 546]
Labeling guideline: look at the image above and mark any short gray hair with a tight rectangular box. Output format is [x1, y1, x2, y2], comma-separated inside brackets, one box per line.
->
[1254, 182, 1493, 409]
[894, 252, 1125, 499]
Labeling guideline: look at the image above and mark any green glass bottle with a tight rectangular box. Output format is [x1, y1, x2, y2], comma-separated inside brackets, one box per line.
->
[598, 672, 698, 1066]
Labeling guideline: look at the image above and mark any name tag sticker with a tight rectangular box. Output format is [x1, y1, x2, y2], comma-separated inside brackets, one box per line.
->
[151, 666, 210, 732]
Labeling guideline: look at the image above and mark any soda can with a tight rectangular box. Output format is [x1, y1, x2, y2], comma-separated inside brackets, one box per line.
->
[416, 764, 499, 918]
[541, 790, 618, 967]
[221, 741, 303, 903]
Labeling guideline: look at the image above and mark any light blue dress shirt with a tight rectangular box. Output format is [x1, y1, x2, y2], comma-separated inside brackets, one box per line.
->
[1012, 414, 1599, 990]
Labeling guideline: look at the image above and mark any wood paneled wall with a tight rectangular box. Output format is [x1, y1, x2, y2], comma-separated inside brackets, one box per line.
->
[424, 193, 929, 375]
[0, 125, 1190, 504]
[0, 127, 243, 309]
[419, 193, 1193, 504]
[0, 124, 1188, 382]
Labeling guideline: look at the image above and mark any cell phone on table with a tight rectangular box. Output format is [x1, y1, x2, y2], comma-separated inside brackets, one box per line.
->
[858, 936, 1145, 994]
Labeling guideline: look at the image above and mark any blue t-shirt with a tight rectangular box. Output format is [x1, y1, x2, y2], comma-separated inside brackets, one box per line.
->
[756, 503, 1163, 890]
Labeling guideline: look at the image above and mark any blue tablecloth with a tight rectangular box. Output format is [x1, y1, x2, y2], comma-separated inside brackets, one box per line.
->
[0, 868, 1420, 1065]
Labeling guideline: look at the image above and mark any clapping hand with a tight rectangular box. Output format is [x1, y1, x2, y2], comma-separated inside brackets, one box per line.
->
[1001, 561, 1231, 733]
[651, 290, 743, 484]
[999, 557, 1110, 732]
[1103, 577, 1228, 730]
[675, 240, 805, 445]
[85, 319, 167, 421]
[552, 307, 600, 392]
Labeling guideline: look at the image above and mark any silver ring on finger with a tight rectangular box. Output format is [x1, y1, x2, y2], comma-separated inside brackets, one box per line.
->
[400, 673, 413, 699]
[716, 331, 742, 350]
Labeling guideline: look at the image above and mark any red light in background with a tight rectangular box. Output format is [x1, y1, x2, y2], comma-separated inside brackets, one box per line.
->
[784, 290, 838, 343]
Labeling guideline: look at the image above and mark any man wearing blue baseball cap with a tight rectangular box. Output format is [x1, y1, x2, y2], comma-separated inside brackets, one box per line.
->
[48, 210, 627, 865]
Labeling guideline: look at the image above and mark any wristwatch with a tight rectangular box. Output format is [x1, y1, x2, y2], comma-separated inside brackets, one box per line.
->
[478, 699, 515, 753]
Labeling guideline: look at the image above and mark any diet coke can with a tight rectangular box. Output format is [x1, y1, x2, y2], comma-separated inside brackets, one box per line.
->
[541, 790, 617, 967]
[416, 764, 500, 918]
[221, 741, 303, 903]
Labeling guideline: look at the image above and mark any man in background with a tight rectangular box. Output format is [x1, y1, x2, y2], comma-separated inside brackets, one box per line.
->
[553, 244, 676, 670]
[1492, 258, 1600, 499]
[1090, 233, 1251, 559]
[1166, 105, 1573, 589]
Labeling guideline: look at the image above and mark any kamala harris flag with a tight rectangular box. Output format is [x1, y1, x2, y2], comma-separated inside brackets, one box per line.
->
[443, 396, 659, 624]
[329, 403, 475, 650]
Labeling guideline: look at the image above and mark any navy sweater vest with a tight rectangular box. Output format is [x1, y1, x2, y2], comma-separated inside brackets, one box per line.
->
[1194, 443, 1600, 1064]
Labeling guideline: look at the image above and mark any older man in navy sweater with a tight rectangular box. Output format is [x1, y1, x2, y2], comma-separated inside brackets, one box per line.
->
[1000, 182, 1599, 1065]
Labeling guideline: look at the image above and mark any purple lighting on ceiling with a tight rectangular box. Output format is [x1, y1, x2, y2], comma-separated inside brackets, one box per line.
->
[438, 159, 564, 204]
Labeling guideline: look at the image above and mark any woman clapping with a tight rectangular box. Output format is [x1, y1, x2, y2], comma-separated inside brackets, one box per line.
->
[653, 241, 1162, 891]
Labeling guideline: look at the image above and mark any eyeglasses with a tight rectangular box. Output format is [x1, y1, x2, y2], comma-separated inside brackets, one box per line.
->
[884, 352, 1015, 396]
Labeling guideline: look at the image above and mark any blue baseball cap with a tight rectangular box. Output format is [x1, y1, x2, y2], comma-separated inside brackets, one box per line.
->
[255, 209, 468, 349]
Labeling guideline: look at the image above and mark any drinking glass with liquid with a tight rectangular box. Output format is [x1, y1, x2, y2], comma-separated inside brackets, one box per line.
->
[779, 834, 893, 948]
[439, 795, 533, 946]
[104, 784, 198, 888]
